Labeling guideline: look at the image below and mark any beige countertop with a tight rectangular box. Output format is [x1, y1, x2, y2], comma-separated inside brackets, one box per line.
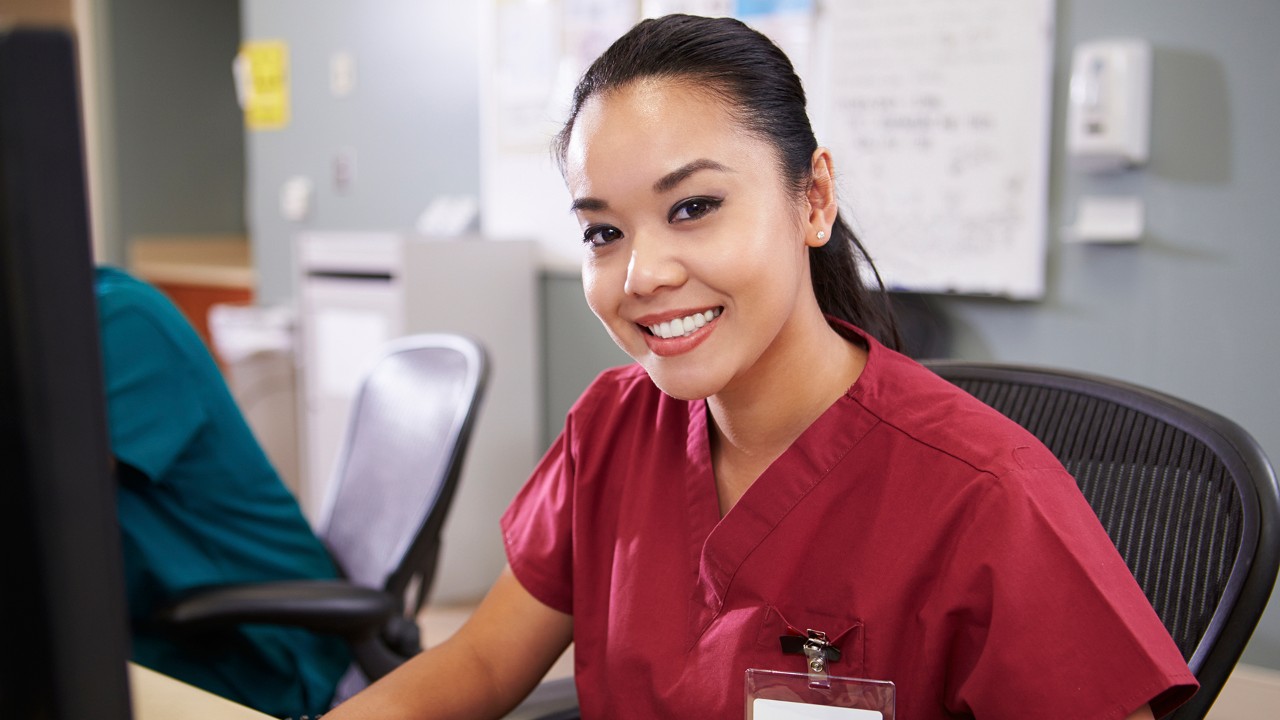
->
[128, 662, 272, 719]
[129, 235, 254, 289]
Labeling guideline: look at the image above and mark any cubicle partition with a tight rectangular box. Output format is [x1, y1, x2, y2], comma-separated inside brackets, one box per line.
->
[294, 232, 541, 604]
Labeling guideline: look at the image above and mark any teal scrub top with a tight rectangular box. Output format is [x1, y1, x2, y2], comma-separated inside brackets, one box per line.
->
[95, 267, 349, 717]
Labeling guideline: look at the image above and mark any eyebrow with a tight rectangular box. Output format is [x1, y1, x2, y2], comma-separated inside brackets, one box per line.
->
[569, 196, 608, 213]
[568, 158, 734, 213]
[653, 158, 733, 194]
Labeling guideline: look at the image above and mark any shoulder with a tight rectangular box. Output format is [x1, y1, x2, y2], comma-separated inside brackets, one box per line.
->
[568, 363, 673, 424]
[94, 268, 224, 390]
[96, 268, 183, 344]
[580, 362, 657, 399]
[95, 267, 169, 316]
[560, 363, 698, 466]
[848, 335, 1062, 478]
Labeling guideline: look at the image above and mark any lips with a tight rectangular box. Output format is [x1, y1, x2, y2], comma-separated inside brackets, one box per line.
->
[636, 306, 722, 357]
[643, 307, 722, 339]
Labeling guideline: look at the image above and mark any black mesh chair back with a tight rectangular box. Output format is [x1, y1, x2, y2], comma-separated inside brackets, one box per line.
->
[924, 360, 1280, 719]
[318, 334, 488, 620]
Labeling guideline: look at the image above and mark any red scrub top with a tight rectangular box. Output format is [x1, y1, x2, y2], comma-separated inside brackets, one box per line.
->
[502, 322, 1197, 720]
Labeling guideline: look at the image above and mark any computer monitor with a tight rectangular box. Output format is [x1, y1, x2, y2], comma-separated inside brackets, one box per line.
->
[0, 28, 133, 718]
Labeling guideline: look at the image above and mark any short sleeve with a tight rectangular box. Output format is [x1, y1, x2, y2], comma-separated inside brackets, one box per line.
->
[98, 306, 206, 482]
[941, 467, 1198, 719]
[501, 422, 577, 615]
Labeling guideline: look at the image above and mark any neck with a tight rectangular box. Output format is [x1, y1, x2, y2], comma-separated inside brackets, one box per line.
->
[707, 313, 867, 514]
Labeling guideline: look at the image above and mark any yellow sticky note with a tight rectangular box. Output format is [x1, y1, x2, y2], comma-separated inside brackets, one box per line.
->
[237, 41, 289, 130]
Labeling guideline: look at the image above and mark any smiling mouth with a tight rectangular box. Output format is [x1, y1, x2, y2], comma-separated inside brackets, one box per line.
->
[643, 308, 722, 339]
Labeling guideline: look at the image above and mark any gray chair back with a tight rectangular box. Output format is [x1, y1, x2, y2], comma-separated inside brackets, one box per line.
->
[318, 333, 488, 617]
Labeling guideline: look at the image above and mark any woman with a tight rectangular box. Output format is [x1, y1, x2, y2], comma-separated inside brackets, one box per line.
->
[328, 15, 1195, 719]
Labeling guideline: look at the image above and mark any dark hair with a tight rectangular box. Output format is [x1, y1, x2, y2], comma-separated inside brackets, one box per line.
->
[553, 14, 901, 351]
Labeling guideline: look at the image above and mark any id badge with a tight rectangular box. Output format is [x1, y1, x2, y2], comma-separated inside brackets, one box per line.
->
[745, 669, 895, 720]
[746, 628, 894, 719]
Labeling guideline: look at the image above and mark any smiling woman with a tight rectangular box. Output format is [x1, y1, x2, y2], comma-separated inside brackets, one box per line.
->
[562, 77, 854, 406]
[325, 15, 1194, 720]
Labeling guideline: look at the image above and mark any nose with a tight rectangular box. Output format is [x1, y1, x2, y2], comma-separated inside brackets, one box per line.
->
[623, 231, 685, 297]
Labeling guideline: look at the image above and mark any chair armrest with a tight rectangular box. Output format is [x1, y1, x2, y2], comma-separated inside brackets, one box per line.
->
[155, 579, 397, 638]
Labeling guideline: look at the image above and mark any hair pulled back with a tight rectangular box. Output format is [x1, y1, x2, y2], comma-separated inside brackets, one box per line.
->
[554, 14, 901, 351]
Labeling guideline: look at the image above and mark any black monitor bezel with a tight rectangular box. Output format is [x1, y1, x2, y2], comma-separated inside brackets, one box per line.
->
[0, 27, 134, 719]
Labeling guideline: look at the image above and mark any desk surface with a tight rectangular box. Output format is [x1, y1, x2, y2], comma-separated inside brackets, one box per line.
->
[129, 235, 254, 289]
[128, 663, 273, 720]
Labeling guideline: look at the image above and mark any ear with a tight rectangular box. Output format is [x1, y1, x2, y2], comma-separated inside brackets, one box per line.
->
[804, 147, 839, 248]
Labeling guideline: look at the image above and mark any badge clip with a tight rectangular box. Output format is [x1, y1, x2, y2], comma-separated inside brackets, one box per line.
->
[779, 629, 841, 689]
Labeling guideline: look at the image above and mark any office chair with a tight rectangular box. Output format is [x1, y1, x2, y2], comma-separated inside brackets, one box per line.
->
[154, 334, 488, 687]
[923, 360, 1280, 719]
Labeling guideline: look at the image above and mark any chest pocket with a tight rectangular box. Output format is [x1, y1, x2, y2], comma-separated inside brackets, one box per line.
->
[755, 604, 865, 677]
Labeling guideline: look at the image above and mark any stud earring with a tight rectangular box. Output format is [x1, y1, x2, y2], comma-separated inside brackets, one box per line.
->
[816, 230, 826, 240]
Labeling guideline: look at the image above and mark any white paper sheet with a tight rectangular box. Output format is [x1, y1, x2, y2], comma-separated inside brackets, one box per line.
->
[817, 0, 1056, 298]
[753, 698, 883, 720]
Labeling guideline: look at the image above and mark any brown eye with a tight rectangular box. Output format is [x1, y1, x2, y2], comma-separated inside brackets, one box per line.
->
[669, 196, 722, 223]
[583, 225, 623, 247]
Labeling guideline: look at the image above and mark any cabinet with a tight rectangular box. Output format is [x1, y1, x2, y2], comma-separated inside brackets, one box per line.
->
[295, 232, 540, 603]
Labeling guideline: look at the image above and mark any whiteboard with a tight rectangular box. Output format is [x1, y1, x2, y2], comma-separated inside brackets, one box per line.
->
[814, 0, 1056, 299]
[478, 0, 1057, 295]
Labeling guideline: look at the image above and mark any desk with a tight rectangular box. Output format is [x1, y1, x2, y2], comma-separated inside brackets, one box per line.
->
[128, 663, 273, 720]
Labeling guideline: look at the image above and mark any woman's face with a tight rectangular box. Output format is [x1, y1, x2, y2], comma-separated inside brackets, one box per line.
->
[563, 79, 820, 401]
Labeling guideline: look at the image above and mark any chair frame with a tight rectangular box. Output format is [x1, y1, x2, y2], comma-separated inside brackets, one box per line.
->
[923, 360, 1280, 718]
[155, 333, 489, 686]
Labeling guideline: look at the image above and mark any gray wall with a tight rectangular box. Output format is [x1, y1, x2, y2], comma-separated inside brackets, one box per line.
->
[98, 0, 244, 265]
[234, 0, 1280, 667]
[540, 271, 632, 446]
[241, 0, 480, 305]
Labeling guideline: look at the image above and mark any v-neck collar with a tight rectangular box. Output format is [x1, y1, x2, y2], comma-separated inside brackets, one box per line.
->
[681, 385, 880, 646]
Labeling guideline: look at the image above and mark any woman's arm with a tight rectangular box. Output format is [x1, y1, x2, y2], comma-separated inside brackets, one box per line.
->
[1125, 704, 1155, 720]
[324, 566, 573, 719]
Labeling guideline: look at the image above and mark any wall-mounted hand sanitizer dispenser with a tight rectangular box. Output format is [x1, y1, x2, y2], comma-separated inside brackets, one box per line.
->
[1067, 39, 1152, 173]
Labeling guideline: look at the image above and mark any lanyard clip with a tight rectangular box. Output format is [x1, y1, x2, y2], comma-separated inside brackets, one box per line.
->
[803, 630, 832, 674]
[779, 628, 841, 686]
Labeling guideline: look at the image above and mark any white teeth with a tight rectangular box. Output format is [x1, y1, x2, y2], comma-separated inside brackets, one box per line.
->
[648, 308, 721, 339]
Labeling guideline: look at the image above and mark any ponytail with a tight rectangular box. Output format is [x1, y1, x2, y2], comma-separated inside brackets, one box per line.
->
[811, 217, 902, 351]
